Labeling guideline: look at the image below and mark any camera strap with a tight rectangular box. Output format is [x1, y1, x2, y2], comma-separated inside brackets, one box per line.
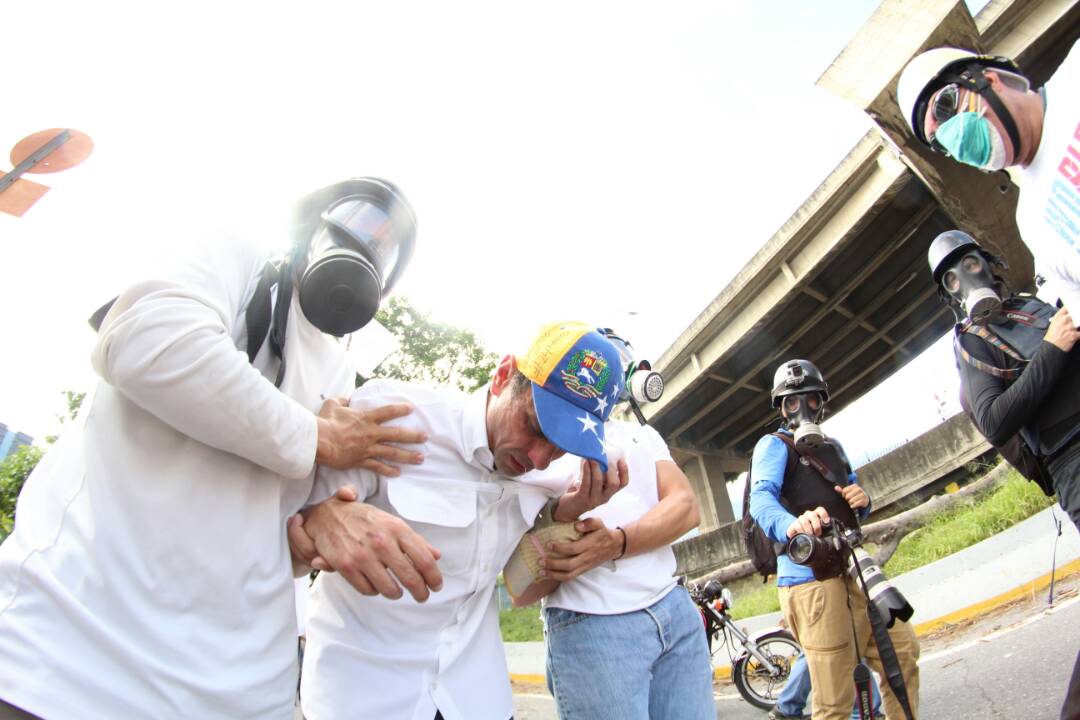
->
[842, 583, 875, 719]
[847, 545, 915, 720]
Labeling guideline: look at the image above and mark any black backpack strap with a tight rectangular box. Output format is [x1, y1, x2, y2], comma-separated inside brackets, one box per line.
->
[88, 297, 118, 332]
[772, 432, 800, 483]
[245, 259, 293, 388]
[246, 261, 278, 363]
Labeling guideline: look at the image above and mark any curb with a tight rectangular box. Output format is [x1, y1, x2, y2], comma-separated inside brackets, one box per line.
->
[508, 557, 1080, 686]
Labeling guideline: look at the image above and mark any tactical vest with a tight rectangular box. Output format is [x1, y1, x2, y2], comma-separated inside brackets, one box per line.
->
[964, 296, 1080, 457]
[779, 439, 860, 532]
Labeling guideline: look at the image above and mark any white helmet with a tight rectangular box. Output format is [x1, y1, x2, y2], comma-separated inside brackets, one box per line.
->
[897, 47, 1023, 149]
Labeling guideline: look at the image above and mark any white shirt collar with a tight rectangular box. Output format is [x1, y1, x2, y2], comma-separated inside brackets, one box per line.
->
[463, 384, 495, 472]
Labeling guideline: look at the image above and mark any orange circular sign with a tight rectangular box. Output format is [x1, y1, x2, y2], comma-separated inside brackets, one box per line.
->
[10, 129, 94, 173]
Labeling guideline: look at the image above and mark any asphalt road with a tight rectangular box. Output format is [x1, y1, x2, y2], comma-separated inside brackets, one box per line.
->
[513, 583, 1080, 720]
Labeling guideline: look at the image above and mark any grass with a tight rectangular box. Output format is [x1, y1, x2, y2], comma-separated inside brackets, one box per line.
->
[727, 471, 1053, 620]
[500, 605, 544, 642]
[882, 470, 1054, 576]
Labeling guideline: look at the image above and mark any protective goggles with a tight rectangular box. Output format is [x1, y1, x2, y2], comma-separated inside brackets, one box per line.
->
[924, 70, 1029, 153]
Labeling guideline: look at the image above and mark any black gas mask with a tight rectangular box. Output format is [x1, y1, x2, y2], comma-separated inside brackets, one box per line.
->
[938, 250, 1002, 325]
[293, 178, 417, 336]
[782, 391, 825, 451]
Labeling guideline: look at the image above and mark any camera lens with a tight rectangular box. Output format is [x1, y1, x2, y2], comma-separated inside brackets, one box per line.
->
[788, 533, 815, 565]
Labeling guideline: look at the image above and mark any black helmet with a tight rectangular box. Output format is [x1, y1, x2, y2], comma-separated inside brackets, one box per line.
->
[928, 230, 982, 285]
[771, 360, 828, 408]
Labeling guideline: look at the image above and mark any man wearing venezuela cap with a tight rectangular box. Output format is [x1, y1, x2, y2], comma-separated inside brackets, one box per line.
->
[293, 322, 629, 720]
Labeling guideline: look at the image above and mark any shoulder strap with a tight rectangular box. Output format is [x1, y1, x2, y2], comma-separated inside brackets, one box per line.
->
[954, 323, 1023, 381]
[246, 260, 278, 363]
[771, 432, 801, 481]
[245, 259, 292, 388]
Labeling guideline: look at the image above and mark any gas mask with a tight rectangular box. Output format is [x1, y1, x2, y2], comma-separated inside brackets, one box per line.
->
[294, 178, 417, 337]
[782, 391, 825, 451]
[600, 328, 664, 425]
[939, 250, 1002, 325]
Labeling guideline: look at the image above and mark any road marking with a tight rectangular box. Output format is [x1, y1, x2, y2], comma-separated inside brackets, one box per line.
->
[920, 593, 1080, 665]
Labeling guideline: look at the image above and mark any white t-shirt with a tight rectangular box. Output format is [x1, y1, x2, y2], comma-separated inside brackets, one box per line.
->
[0, 236, 352, 720]
[542, 420, 678, 615]
[1015, 40, 1080, 315]
[301, 381, 578, 720]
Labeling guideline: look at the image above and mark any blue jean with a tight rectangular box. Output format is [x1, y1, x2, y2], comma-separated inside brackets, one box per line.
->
[776, 653, 882, 719]
[544, 585, 714, 720]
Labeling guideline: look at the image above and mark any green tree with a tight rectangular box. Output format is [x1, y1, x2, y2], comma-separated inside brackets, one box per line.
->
[0, 445, 44, 538]
[0, 391, 85, 540]
[370, 296, 498, 392]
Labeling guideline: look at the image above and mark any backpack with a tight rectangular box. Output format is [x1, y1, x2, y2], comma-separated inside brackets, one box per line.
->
[954, 325, 1056, 497]
[741, 432, 799, 582]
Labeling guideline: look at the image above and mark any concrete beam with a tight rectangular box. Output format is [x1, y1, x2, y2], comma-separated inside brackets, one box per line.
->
[662, 141, 911, 437]
[644, 133, 897, 427]
[698, 201, 936, 446]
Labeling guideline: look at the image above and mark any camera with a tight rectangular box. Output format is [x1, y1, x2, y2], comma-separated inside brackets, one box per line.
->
[787, 521, 914, 628]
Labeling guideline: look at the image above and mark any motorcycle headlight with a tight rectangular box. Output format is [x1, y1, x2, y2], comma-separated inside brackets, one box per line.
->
[722, 588, 734, 611]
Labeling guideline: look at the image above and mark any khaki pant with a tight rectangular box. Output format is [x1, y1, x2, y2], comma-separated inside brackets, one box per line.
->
[779, 576, 920, 720]
[0, 699, 42, 720]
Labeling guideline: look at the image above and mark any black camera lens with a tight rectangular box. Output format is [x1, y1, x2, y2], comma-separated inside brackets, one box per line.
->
[788, 533, 816, 565]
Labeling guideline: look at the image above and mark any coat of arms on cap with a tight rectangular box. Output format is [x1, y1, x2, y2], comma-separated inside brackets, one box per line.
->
[560, 349, 611, 399]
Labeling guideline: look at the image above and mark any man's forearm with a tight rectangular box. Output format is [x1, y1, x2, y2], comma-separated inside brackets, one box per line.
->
[622, 489, 698, 558]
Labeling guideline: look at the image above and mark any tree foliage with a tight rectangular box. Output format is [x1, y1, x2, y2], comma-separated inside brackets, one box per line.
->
[0, 391, 84, 540]
[371, 296, 498, 393]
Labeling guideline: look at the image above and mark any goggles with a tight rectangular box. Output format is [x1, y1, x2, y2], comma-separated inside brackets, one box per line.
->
[923, 70, 1030, 154]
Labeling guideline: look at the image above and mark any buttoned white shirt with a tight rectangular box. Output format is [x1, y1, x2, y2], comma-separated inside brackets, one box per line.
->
[301, 380, 578, 720]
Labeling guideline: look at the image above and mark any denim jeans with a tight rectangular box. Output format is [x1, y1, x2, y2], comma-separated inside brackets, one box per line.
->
[775, 653, 882, 719]
[543, 585, 714, 720]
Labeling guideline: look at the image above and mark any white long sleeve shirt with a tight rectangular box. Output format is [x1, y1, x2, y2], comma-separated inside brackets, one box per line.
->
[0, 235, 352, 720]
[301, 380, 578, 720]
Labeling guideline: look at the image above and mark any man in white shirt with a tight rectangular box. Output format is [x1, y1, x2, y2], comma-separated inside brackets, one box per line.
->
[898, 42, 1080, 315]
[297, 321, 630, 720]
[528, 332, 714, 720]
[0, 178, 441, 720]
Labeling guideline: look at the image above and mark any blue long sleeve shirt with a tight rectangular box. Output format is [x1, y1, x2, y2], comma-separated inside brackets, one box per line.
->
[748, 431, 870, 587]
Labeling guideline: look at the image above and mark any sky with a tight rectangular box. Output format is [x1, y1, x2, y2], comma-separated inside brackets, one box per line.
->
[2, 0, 987, 460]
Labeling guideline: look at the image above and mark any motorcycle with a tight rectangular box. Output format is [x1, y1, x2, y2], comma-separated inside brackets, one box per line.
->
[687, 578, 801, 710]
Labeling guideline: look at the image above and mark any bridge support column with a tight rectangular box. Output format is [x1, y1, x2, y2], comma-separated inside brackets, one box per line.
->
[682, 455, 742, 533]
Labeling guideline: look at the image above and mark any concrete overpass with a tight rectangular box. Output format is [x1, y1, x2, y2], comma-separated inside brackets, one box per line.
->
[637, 0, 1080, 532]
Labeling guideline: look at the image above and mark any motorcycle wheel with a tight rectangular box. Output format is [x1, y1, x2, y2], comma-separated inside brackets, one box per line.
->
[731, 629, 801, 711]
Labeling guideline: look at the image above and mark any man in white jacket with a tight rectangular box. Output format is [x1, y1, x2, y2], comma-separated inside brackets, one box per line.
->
[0, 178, 438, 720]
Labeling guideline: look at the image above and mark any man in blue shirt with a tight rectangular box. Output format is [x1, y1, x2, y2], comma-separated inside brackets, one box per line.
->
[749, 359, 920, 720]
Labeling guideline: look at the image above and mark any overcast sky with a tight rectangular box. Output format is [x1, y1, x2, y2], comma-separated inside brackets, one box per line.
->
[2, 0, 988, 460]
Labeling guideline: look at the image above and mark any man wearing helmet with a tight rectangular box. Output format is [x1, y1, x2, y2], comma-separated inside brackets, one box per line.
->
[897, 42, 1080, 317]
[928, 228, 1080, 718]
[521, 329, 713, 720]
[0, 178, 437, 720]
[749, 360, 920, 720]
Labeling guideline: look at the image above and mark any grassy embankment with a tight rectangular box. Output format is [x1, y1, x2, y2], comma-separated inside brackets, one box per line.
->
[727, 469, 1054, 620]
[499, 470, 1054, 639]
